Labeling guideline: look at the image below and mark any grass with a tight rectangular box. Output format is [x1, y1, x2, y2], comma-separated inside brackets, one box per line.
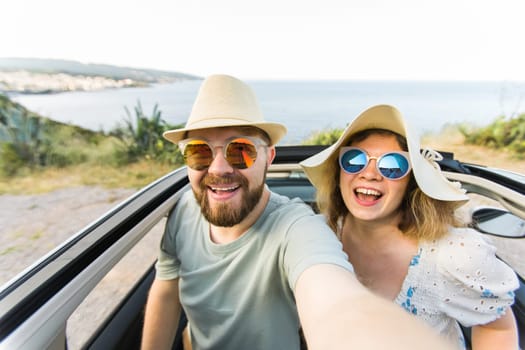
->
[0, 160, 180, 195]
[0, 246, 19, 256]
[30, 230, 44, 240]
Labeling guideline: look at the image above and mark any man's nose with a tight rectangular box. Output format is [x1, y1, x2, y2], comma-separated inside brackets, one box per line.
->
[207, 147, 234, 174]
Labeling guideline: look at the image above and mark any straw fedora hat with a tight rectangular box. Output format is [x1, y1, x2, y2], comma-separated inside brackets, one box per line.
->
[163, 74, 287, 145]
[300, 104, 469, 202]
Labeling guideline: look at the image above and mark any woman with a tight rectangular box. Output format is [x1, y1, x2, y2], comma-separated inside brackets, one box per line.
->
[300, 104, 519, 350]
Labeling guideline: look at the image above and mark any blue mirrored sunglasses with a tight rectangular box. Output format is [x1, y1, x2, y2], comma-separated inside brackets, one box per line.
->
[339, 147, 412, 180]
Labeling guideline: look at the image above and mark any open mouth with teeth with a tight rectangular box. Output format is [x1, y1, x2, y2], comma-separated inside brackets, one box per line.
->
[209, 185, 240, 193]
[355, 187, 382, 202]
[202, 173, 248, 199]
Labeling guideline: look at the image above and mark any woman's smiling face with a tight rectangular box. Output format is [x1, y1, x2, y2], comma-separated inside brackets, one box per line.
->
[339, 133, 411, 224]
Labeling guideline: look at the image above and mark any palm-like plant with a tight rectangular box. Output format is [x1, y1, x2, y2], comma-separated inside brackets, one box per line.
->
[114, 100, 183, 164]
[123, 101, 164, 156]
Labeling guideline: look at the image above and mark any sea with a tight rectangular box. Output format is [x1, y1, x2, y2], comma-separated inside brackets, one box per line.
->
[9, 80, 525, 145]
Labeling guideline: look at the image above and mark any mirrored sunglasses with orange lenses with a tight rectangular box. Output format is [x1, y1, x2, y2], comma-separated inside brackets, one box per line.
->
[178, 136, 267, 171]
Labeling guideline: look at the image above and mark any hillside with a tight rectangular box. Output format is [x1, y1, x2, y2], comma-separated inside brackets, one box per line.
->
[0, 57, 201, 94]
[0, 94, 99, 142]
[0, 57, 200, 82]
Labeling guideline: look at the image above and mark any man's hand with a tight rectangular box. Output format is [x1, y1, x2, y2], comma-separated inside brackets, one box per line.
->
[295, 264, 454, 350]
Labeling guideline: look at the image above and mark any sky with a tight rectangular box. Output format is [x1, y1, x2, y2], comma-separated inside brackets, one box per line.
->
[3, 0, 525, 81]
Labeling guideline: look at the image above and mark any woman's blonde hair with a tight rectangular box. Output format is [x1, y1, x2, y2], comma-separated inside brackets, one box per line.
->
[317, 129, 464, 241]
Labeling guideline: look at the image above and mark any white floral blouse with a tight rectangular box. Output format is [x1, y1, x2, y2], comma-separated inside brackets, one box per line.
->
[394, 227, 519, 349]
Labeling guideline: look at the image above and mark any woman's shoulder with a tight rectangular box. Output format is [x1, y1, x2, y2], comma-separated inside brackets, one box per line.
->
[417, 228, 490, 265]
[434, 227, 495, 258]
[430, 227, 511, 277]
[418, 227, 518, 301]
[435, 227, 517, 288]
[427, 228, 519, 326]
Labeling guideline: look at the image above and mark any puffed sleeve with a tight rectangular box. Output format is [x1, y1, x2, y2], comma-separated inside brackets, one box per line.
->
[436, 228, 519, 327]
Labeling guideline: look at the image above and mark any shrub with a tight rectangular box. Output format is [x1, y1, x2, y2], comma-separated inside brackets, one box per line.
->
[460, 113, 525, 158]
[0, 142, 28, 176]
[0, 95, 45, 175]
[302, 128, 344, 145]
[0, 94, 124, 175]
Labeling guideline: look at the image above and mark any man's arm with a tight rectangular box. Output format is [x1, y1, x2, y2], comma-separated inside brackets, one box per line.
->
[295, 264, 454, 350]
[142, 278, 181, 350]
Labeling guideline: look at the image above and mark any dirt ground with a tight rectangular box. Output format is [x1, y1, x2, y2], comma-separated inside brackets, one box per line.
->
[0, 186, 148, 349]
[0, 186, 138, 286]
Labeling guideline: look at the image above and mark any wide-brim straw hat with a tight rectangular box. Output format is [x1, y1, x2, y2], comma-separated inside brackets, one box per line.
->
[163, 74, 287, 145]
[300, 104, 469, 202]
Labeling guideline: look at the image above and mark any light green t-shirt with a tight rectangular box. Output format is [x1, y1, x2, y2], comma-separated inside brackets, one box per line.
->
[156, 189, 352, 350]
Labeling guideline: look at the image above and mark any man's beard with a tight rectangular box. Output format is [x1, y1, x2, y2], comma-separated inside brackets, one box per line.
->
[193, 170, 266, 227]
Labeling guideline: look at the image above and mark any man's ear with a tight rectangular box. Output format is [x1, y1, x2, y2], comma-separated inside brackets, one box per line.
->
[266, 146, 276, 165]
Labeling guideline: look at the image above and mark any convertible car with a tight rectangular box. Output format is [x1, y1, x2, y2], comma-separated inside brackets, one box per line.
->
[0, 145, 524, 350]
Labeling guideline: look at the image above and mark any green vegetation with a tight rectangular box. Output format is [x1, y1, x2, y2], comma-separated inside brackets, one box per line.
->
[302, 115, 525, 161]
[459, 113, 525, 158]
[0, 96, 43, 175]
[0, 95, 119, 175]
[0, 94, 185, 188]
[110, 101, 183, 165]
[302, 127, 344, 145]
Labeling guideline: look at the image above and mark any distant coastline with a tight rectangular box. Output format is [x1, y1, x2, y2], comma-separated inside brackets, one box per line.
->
[0, 71, 150, 94]
[0, 57, 201, 94]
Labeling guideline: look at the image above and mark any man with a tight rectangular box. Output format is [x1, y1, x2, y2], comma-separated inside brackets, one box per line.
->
[142, 74, 452, 349]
